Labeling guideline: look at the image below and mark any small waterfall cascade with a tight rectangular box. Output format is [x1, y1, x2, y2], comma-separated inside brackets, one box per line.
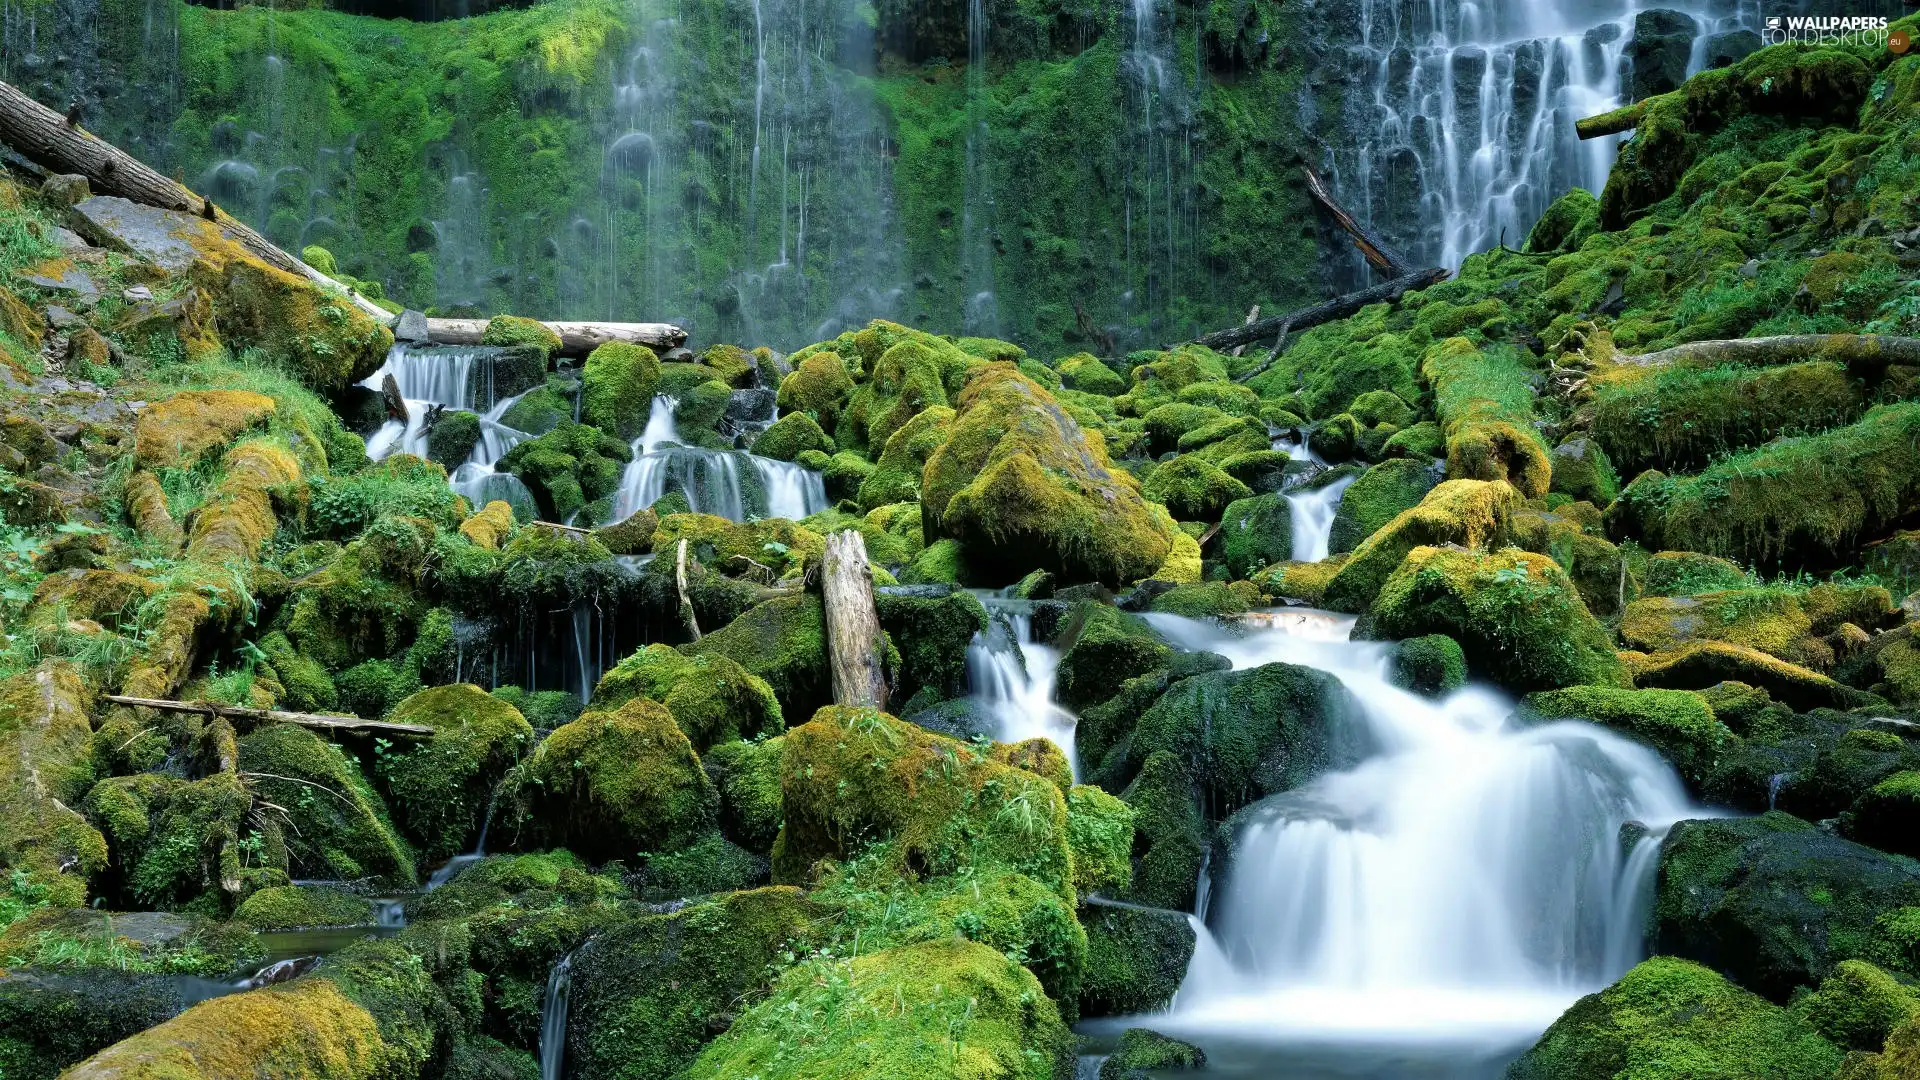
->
[1139, 610, 1701, 1055]
[607, 396, 827, 524]
[539, 951, 574, 1080]
[966, 595, 1078, 774]
[424, 790, 498, 891]
[1337, 0, 1763, 276]
[1286, 473, 1356, 564]
[360, 344, 538, 515]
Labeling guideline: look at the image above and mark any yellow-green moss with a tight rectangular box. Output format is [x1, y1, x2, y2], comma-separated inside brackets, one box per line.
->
[1321, 479, 1522, 613]
[589, 643, 783, 749]
[132, 389, 276, 470]
[513, 697, 717, 861]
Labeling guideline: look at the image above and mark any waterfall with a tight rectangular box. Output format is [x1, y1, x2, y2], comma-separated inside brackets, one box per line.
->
[959, 0, 998, 336]
[539, 952, 573, 1080]
[1336, 0, 1763, 275]
[1137, 609, 1702, 1054]
[607, 396, 828, 524]
[1286, 474, 1355, 564]
[361, 344, 537, 513]
[424, 789, 498, 891]
[1122, 0, 1196, 321]
[966, 598, 1078, 775]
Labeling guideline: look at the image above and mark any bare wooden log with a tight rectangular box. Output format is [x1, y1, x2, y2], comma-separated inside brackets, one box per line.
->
[1230, 305, 1259, 358]
[1233, 317, 1296, 385]
[1303, 166, 1415, 278]
[1195, 267, 1450, 354]
[380, 372, 409, 427]
[1622, 334, 1920, 372]
[675, 538, 702, 641]
[424, 317, 688, 355]
[100, 694, 435, 736]
[1576, 102, 1646, 140]
[0, 78, 395, 326]
[820, 530, 889, 709]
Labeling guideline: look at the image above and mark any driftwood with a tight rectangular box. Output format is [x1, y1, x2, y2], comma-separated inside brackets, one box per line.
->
[0, 79, 397, 326]
[1197, 266, 1450, 355]
[1229, 305, 1259, 358]
[101, 695, 435, 736]
[1576, 103, 1645, 140]
[820, 530, 889, 709]
[424, 317, 687, 355]
[380, 372, 409, 427]
[1303, 166, 1415, 278]
[1622, 334, 1920, 372]
[1232, 317, 1297, 386]
[675, 539, 702, 641]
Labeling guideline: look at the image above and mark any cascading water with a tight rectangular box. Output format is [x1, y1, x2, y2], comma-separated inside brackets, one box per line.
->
[539, 951, 573, 1080]
[1286, 474, 1355, 564]
[606, 396, 827, 524]
[1129, 609, 1702, 1070]
[1122, 0, 1198, 320]
[1334, 0, 1764, 277]
[360, 344, 539, 514]
[966, 597, 1078, 774]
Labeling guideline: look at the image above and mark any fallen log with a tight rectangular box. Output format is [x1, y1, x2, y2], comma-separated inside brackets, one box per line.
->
[820, 530, 889, 709]
[1576, 102, 1646, 140]
[1622, 334, 1920, 372]
[100, 695, 435, 737]
[1232, 317, 1296, 385]
[1194, 266, 1450, 354]
[1303, 166, 1415, 278]
[425, 317, 687, 355]
[0, 78, 397, 327]
[675, 538, 702, 641]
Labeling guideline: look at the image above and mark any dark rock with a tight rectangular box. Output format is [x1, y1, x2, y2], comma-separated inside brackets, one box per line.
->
[1100, 1028, 1206, 1078]
[1079, 902, 1196, 1017]
[1703, 29, 1762, 69]
[1629, 9, 1698, 100]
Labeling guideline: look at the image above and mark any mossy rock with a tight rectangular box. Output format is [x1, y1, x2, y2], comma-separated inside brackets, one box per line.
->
[379, 684, 534, 866]
[1144, 454, 1253, 524]
[83, 772, 251, 913]
[1519, 686, 1736, 790]
[1391, 634, 1466, 696]
[1549, 436, 1621, 507]
[1321, 479, 1523, 613]
[1328, 457, 1443, 556]
[857, 405, 953, 511]
[1146, 580, 1265, 619]
[589, 643, 783, 750]
[498, 421, 632, 521]
[1118, 750, 1206, 911]
[1367, 546, 1630, 693]
[238, 723, 417, 887]
[233, 884, 377, 930]
[513, 697, 718, 862]
[0, 907, 263, 978]
[704, 737, 785, 854]
[1057, 352, 1127, 396]
[480, 315, 562, 359]
[923, 366, 1181, 586]
[1507, 956, 1843, 1080]
[458, 499, 517, 550]
[1056, 603, 1173, 712]
[1064, 784, 1134, 898]
[1628, 641, 1873, 712]
[565, 885, 824, 1080]
[1791, 959, 1920, 1052]
[579, 342, 660, 440]
[679, 938, 1073, 1080]
[1100, 1028, 1205, 1077]
[876, 587, 989, 705]
[773, 706, 1073, 895]
[776, 351, 855, 430]
[133, 389, 276, 470]
[0, 967, 189, 1080]
[1079, 901, 1195, 1018]
[1843, 771, 1920, 859]
[686, 593, 832, 721]
[752, 410, 833, 462]
[1655, 811, 1920, 1001]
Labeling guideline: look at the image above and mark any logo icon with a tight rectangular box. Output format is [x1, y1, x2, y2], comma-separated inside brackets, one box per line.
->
[1766, 16, 1782, 29]
[1893, 28, 1912, 54]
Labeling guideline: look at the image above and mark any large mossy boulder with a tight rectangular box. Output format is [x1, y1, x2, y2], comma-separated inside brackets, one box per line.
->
[1141, 454, 1252, 523]
[132, 389, 276, 469]
[773, 706, 1072, 894]
[579, 341, 660, 440]
[590, 644, 783, 750]
[1792, 959, 1920, 1052]
[1506, 956, 1844, 1080]
[565, 886, 824, 1080]
[1654, 812, 1920, 1001]
[1217, 491, 1292, 578]
[1079, 902, 1196, 1018]
[703, 737, 786, 854]
[679, 938, 1074, 1080]
[752, 411, 832, 462]
[514, 697, 718, 862]
[874, 586, 990, 705]
[499, 421, 632, 521]
[1321, 479, 1522, 613]
[83, 772, 252, 912]
[1100, 1029, 1206, 1078]
[378, 684, 534, 865]
[0, 968, 188, 1080]
[0, 662, 106, 907]
[1055, 603, 1173, 712]
[685, 593, 831, 722]
[238, 723, 417, 887]
[1518, 686, 1736, 791]
[1118, 749, 1207, 911]
[1328, 457, 1443, 556]
[857, 405, 953, 511]
[922, 366, 1181, 586]
[1366, 547, 1630, 692]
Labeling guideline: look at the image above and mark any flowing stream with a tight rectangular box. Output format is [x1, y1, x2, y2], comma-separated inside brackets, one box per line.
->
[966, 595, 1078, 776]
[606, 396, 828, 524]
[1287, 475, 1355, 564]
[1117, 609, 1700, 1074]
[539, 951, 573, 1080]
[360, 344, 539, 517]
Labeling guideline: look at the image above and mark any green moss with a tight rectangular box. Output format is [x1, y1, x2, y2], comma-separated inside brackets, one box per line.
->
[686, 593, 832, 721]
[777, 351, 856, 431]
[233, 884, 375, 930]
[377, 684, 533, 866]
[922, 366, 1181, 585]
[1142, 454, 1253, 524]
[1526, 188, 1602, 253]
[1102, 1028, 1206, 1076]
[1589, 361, 1866, 476]
[1056, 603, 1172, 711]
[1548, 436, 1621, 507]
[1507, 956, 1844, 1080]
[1328, 458, 1443, 556]
[1520, 687, 1736, 789]
[705, 737, 786, 854]
[1792, 959, 1920, 1052]
[1056, 353, 1127, 396]
[0, 908, 264, 978]
[1844, 770, 1920, 858]
[590, 643, 783, 750]
[857, 404, 954, 511]
[1421, 337, 1551, 499]
[753, 411, 833, 462]
[481, 316, 562, 359]
[1079, 902, 1195, 1018]
[1147, 580, 1264, 618]
[513, 696, 717, 862]
[1064, 784, 1134, 898]
[1117, 750, 1206, 911]
[1392, 634, 1467, 696]
[498, 421, 632, 521]
[238, 723, 417, 887]
[0, 663, 107, 908]
[876, 588, 990, 705]
[899, 537, 967, 586]
[579, 342, 660, 440]
[1321, 479, 1523, 613]
[1368, 546, 1629, 692]
[681, 938, 1072, 1080]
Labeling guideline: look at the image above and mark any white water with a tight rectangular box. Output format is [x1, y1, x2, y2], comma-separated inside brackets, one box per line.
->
[1339, 0, 1761, 273]
[1140, 610, 1699, 1052]
[1287, 474, 1355, 564]
[606, 396, 827, 524]
[966, 598, 1078, 776]
[360, 345, 538, 513]
[539, 951, 572, 1080]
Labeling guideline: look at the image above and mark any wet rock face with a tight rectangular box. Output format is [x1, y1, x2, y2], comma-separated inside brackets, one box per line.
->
[1629, 10, 1700, 101]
